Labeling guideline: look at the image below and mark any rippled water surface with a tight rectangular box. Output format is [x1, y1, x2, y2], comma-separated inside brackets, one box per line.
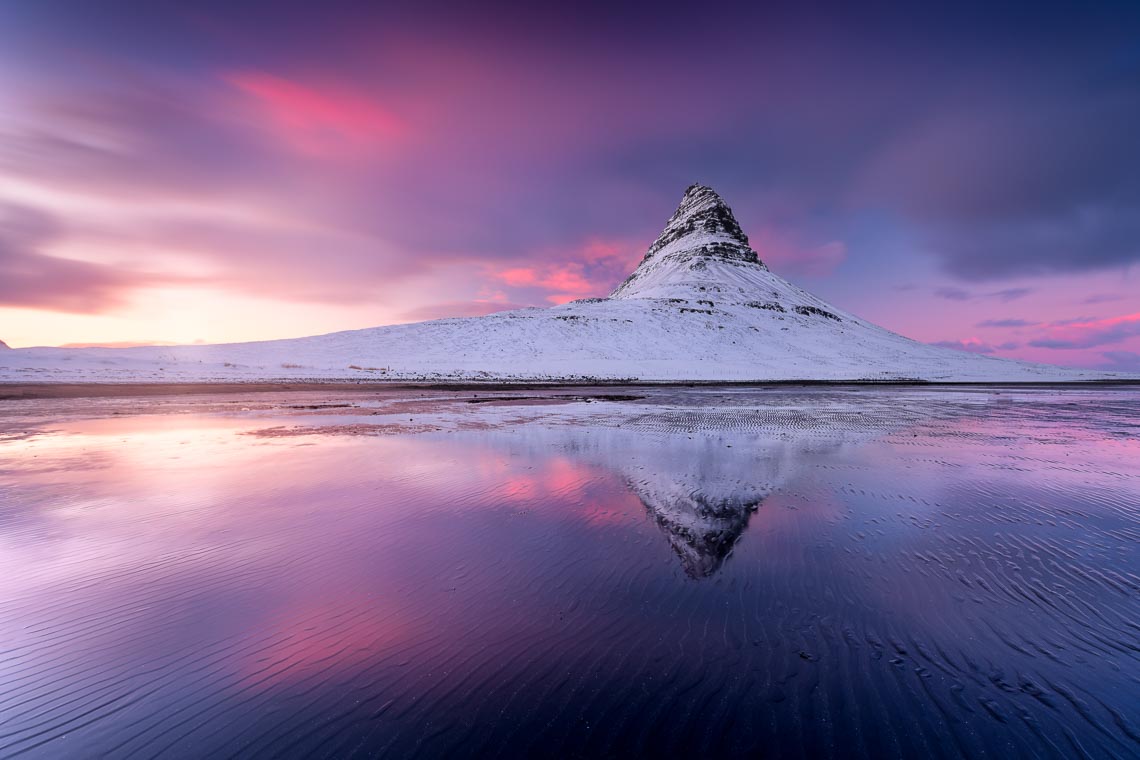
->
[1, 386, 1138, 758]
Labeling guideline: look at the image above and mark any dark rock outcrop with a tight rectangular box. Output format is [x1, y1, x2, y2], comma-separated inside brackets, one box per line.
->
[611, 184, 766, 298]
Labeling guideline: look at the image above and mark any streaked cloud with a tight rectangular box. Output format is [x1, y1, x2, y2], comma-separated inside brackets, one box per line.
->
[224, 72, 405, 157]
[928, 338, 1020, 355]
[0, 202, 184, 313]
[1028, 312, 1140, 349]
[976, 318, 1032, 328]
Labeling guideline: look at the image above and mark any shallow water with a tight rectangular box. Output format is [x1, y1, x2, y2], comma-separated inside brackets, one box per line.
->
[1, 386, 1138, 758]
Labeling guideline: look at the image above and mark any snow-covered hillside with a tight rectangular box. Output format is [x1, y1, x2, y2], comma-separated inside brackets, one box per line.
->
[0, 185, 1127, 383]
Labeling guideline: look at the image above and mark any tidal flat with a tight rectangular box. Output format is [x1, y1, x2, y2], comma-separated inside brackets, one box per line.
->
[1, 386, 1137, 758]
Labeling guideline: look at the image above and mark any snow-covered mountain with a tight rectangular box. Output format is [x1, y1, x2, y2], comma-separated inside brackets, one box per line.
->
[0, 185, 1126, 383]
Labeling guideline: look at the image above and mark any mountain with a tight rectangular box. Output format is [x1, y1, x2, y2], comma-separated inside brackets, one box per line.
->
[611, 183, 771, 300]
[0, 185, 1125, 383]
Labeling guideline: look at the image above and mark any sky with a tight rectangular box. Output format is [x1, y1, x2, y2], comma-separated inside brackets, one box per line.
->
[1, 0, 1139, 370]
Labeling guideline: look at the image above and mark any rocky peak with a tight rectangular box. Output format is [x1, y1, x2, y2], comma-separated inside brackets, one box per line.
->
[610, 184, 766, 299]
[651, 184, 749, 251]
[636, 184, 763, 266]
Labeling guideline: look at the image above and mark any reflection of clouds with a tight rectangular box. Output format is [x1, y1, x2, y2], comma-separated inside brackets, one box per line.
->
[0, 393, 905, 747]
[481, 417, 882, 578]
[233, 595, 420, 692]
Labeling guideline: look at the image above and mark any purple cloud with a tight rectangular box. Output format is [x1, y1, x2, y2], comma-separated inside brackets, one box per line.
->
[0, 202, 181, 313]
[1027, 312, 1140, 349]
[935, 287, 973, 301]
[977, 318, 1032, 328]
[928, 338, 1019, 354]
[1099, 350, 1140, 370]
[992, 288, 1033, 302]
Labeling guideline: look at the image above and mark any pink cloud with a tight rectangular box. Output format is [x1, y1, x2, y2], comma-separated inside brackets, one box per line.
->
[928, 337, 1018, 354]
[494, 266, 593, 294]
[1028, 312, 1140, 350]
[0, 202, 192, 314]
[496, 268, 541, 287]
[540, 269, 594, 293]
[577, 238, 642, 265]
[224, 72, 404, 157]
[489, 238, 644, 303]
[493, 265, 595, 303]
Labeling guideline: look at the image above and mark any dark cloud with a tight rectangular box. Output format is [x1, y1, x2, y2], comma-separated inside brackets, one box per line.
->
[0, 86, 291, 202]
[1022, 312, 1140, 349]
[992, 288, 1033, 302]
[924, 208, 1140, 280]
[935, 287, 972, 301]
[934, 287, 1036, 303]
[1049, 315, 1103, 327]
[860, 84, 1140, 279]
[1098, 350, 1140, 370]
[1083, 293, 1127, 304]
[933, 340, 994, 354]
[928, 339, 1019, 354]
[977, 318, 1033, 328]
[1028, 319, 1140, 349]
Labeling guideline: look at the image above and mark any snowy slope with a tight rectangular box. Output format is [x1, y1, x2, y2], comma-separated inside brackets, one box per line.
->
[0, 185, 1128, 383]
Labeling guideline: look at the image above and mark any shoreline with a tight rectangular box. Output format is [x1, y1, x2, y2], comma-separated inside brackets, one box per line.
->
[2, 378, 1139, 400]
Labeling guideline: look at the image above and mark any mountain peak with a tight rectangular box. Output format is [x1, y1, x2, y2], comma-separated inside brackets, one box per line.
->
[610, 184, 766, 299]
[650, 184, 755, 257]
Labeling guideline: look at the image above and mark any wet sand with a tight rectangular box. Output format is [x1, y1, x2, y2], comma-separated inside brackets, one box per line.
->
[1, 386, 1137, 757]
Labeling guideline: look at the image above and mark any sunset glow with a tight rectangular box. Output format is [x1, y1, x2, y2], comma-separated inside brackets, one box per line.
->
[0, 1, 1137, 370]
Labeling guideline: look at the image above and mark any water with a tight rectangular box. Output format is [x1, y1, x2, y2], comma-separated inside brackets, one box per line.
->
[1, 386, 1137, 758]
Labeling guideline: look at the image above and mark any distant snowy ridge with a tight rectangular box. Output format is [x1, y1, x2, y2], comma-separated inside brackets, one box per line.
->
[1, 185, 1130, 383]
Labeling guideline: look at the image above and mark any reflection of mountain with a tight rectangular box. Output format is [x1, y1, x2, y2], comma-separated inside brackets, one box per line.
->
[612, 434, 781, 579]
[641, 490, 759, 579]
[490, 415, 879, 578]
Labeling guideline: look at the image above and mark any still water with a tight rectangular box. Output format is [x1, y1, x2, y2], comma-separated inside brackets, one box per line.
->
[1, 386, 1137, 758]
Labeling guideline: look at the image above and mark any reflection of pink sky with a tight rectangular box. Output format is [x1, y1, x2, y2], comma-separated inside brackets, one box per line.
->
[0, 414, 648, 690]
